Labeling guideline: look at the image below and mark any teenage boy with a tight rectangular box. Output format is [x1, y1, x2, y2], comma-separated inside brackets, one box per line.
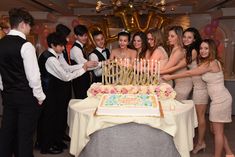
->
[0, 8, 45, 157]
[37, 32, 97, 154]
[55, 23, 72, 142]
[89, 30, 110, 83]
[70, 24, 100, 99]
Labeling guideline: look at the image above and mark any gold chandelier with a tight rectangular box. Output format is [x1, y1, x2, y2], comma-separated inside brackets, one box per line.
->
[96, 0, 167, 13]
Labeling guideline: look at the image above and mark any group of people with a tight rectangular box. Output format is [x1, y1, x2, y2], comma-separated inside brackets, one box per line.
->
[0, 7, 234, 157]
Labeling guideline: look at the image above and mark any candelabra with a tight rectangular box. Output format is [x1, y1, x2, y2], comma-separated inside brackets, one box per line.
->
[96, 0, 167, 13]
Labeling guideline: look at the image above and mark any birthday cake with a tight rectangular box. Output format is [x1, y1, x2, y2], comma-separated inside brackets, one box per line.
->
[96, 94, 163, 117]
[87, 83, 176, 100]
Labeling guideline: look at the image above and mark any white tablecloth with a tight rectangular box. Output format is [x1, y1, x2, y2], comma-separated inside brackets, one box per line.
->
[68, 98, 198, 157]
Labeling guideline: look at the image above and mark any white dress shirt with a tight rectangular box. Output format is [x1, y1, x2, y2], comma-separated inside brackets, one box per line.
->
[89, 47, 108, 77]
[70, 40, 101, 71]
[45, 48, 86, 81]
[0, 29, 46, 102]
[70, 40, 87, 64]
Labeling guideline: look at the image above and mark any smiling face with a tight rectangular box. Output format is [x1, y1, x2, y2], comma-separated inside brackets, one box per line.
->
[118, 35, 129, 49]
[77, 33, 88, 45]
[183, 31, 195, 46]
[199, 42, 209, 58]
[133, 35, 142, 50]
[94, 34, 105, 49]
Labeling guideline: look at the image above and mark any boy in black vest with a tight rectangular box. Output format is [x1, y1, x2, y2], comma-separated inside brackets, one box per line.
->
[0, 8, 45, 157]
[55, 23, 72, 142]
[89, 30, 110, 83]
[37, 32, 97, 154]
[70, 25, 100, 99]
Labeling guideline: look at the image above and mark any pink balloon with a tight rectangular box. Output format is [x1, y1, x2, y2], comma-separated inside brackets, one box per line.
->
[204, 24, 213, 36]
[71, 19, 79, 28]
[32, 25, 40, 34]
[47, 13, 57, 22]
[42, 28, 50, 37]
[214, 39, 220, 47]
[211, 19, 219, 28]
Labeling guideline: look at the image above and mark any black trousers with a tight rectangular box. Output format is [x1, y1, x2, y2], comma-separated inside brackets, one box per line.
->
[37, 82, 71, 150]
[0, 95, 41, 157]
[72, 72, 91, 99]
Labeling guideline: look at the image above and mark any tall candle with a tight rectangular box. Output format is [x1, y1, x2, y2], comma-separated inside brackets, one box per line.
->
[115, 59, 118, 83]
[158, 61, 160, 82]
[112, 61, 115, 83]
[102, 61, 104, 84]
[133, 58, 136, 84]
[136, 58, 139, 84]
[147, 60, 150, 84]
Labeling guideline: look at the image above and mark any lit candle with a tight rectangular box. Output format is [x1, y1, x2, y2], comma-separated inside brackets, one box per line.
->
[102, 61, 104, 84]
[112, 60, 115, 83]
[147, 59, 150, 84]
[136, 58, 139, 84]
[115, 59, 118, 83]
[158, 61, 160, 83]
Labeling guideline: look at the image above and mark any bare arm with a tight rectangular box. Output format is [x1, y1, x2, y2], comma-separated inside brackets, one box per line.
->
[161, 48, 185, 70]
[160, 49, 198, 74]
[160, 58, 187, 74]
[162, 63, 211, 80]
[149, 48, 163, 61]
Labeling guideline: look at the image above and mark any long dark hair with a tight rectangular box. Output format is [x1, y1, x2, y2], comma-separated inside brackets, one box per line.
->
[131, 31, 148, 59]
[183, 27, 202, 65]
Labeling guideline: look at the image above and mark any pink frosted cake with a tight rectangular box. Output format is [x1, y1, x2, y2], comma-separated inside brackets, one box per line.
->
[96, 94, 163, 117]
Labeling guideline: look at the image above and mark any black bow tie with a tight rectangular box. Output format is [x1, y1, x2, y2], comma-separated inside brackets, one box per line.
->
[101, 49, 106, 53]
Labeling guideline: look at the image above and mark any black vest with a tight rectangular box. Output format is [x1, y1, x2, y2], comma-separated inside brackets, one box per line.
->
[0, 35, 32, 95]
[89, 48, 110, 83]
[38, 50, 65, 95]
[70, 42, 87, 65]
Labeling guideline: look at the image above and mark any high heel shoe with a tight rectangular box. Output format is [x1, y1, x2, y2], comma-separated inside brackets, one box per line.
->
[226, 154, 235, 157]
[192, 143, 206, 154]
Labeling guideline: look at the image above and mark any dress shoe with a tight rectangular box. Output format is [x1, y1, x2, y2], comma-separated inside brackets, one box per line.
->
[40, 145, 63, 154]
[34, 141, 40, 150]
[192, 143, 206, 154]
[63, 134, 71, 142]
[55, 141, 68, 149]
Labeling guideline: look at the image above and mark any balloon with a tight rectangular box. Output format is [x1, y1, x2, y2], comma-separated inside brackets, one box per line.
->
[155, 15, 164, 29]
[71, 19, 79, 28]
[211, 19, 219, 28]
[133, 11, 154, 32]
[42, 28, 50, 37]
[102, 19, 118, 43]
[214, 39, 220, 47]
[47, 13, 57, 22]
[204, 24, 213, 36]
[114, 11, 134, 32]
[32, 25, 40, 34]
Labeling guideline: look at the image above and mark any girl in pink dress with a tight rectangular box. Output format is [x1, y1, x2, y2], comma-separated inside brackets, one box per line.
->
[162, 39, 234, 157]
[161, 26, 192, 100]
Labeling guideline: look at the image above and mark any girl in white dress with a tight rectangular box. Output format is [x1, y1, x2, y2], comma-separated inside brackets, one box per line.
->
[110, 30, 137, 61]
